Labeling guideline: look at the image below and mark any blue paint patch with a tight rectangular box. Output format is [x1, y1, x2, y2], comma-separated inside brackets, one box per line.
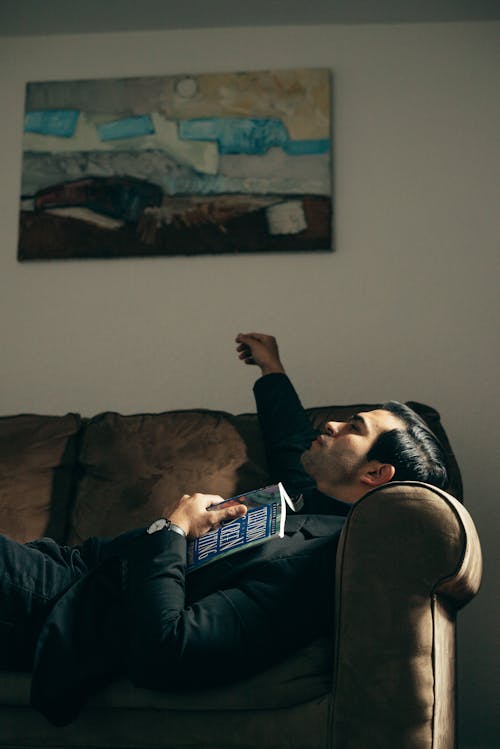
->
[179, 118, 289, 155]
[24, 109, 80, 138]
[284, 139, 330, 156]
[97, 115, 155, 141]
[179, 117, 330, 157]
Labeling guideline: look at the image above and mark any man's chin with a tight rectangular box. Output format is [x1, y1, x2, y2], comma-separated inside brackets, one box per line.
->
[300, 452, 314, 477]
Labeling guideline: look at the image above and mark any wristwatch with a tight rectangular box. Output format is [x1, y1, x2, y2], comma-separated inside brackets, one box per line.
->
[147, 518, 186, 537]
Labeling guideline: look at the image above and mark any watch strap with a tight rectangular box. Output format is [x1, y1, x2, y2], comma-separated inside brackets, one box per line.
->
[147, 518, 187, 537]
[168, 521, 187, 538]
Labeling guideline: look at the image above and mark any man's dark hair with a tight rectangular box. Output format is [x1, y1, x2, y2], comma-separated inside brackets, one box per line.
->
[367, 401, 449, 489]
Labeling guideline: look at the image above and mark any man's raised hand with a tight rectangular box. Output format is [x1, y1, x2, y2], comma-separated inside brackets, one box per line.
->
[235, 333, 286, 376]
[168, 493, 247, 539]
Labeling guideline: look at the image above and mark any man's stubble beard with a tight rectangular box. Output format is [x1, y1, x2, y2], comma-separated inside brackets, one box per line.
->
[301, 447, 364, 491]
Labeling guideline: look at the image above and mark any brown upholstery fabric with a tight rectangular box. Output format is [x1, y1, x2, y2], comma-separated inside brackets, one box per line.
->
[0, 638, 332, 711]
[0, 698, 331, 749]
[330, 482, 482, 749]
[435, 490, 483, 606]
[0, 414, 81, 543]
[68, 410, 270, 543]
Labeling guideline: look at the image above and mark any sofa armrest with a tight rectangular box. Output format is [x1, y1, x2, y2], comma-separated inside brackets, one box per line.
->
[329, 482, 482, 749]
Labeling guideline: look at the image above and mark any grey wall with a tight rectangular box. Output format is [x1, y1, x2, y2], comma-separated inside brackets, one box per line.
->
[0, 21, 498, 748]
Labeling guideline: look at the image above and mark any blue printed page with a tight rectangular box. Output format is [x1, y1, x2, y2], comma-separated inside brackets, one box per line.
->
[187, 483, 292, 571]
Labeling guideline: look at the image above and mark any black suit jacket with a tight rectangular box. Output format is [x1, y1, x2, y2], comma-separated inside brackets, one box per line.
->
[31, 374, 349, 726]
[31, 514, 345, 725]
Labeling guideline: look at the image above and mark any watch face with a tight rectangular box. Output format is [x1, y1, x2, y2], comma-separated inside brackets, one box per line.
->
[147, 518, 168, 534]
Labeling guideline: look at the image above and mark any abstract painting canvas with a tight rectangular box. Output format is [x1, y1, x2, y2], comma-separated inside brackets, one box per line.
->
[18, 68, 332, 260]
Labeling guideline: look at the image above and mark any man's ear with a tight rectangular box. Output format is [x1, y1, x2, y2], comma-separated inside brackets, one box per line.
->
[360, 462, 396, 488]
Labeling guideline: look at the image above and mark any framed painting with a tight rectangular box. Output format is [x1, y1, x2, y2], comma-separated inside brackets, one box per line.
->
[18, 68, 332, 260]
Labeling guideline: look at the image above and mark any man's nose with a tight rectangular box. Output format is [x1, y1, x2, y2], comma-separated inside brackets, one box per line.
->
[325, 420, 343, 436]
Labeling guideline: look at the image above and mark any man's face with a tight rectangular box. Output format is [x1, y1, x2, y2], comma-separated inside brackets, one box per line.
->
[301, 409, 404, 497]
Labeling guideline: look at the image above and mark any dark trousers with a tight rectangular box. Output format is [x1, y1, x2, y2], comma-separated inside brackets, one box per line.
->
[0, 534, 90, 670]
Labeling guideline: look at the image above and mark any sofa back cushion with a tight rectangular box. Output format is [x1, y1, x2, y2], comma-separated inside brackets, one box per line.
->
[0, 413, 81, 542]
[68, 410, 269, 544]
[67, 401, 461, 544]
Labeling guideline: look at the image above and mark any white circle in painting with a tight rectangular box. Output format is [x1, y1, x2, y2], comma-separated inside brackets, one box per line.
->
[176, 77, 198, 98]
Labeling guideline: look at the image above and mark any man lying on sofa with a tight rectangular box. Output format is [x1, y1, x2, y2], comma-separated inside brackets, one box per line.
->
[235, 332, 448, 513]
[0, 332, 448, 727]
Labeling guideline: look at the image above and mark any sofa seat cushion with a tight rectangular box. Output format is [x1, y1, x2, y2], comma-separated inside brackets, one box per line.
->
[0, 413, 81, 542]
[0, 638, 332, 711]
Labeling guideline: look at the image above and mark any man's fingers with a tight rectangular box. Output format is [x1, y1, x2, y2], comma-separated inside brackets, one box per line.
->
[238, 350, 256, 364]
[169, 493, 248, 538]
[236, 341, 257, 365]
[213, 503, 247, 526]
[199, 494, 225, 508]
[236, 332, 267, 344]
[236, 334, 268, 366]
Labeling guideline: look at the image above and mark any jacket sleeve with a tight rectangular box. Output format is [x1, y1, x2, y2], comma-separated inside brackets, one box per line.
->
[253, 374, 351, 516]
[123, 527, 331, 690]
[78, 527, 147, 566]
[253, 373, 319, 499]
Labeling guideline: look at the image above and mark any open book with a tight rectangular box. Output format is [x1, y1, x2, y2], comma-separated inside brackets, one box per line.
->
[187, 482, 296, 571]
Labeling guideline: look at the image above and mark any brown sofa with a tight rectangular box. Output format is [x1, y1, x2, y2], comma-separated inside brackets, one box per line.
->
[0, 401, 482, 749]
